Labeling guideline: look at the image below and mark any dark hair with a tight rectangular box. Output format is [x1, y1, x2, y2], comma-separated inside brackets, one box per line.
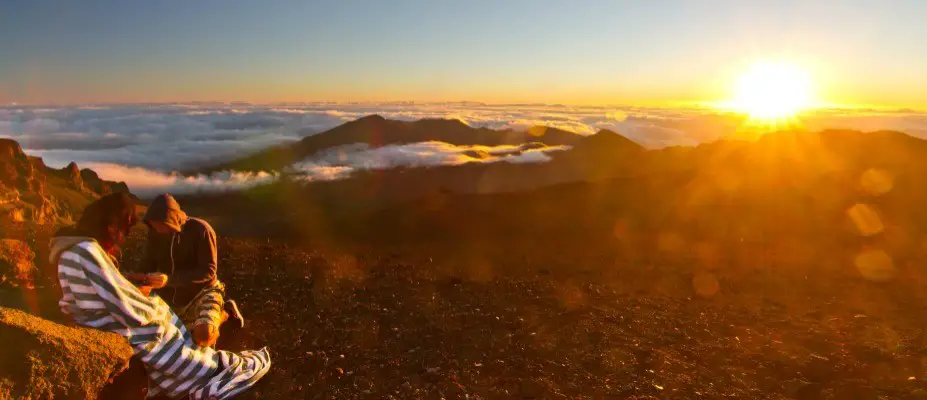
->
[74, 193, 137, 253]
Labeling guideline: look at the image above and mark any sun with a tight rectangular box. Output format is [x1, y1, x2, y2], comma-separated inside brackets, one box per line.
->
[728, 61, 815, 120]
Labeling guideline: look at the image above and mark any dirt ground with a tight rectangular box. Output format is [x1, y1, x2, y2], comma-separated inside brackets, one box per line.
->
[116, 228, 927, 400]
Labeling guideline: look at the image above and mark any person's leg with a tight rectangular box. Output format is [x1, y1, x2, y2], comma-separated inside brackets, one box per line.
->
[191, 289, 225, 347]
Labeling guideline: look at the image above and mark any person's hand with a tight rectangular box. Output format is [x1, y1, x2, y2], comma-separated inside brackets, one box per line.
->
[193, 324, 219, 348]
[146, 273, 168, 289]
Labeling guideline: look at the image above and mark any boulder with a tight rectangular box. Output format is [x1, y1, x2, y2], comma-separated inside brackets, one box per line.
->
[0, 239, 37, 288]
[0, 307, 135, 400]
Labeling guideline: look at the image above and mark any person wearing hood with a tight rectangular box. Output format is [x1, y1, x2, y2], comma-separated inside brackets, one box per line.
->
[131, 193, 243, 349]
[50, 193, 271, 399]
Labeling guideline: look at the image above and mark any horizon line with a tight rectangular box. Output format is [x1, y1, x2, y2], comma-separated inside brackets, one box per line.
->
[4, 100, 925, 113]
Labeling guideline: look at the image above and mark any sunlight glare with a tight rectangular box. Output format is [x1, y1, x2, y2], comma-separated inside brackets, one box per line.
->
[730, 61, 815, 120]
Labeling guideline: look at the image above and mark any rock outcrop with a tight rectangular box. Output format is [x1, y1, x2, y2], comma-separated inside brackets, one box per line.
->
[0, 239, 36, 288]
[0, 138, 32, 190]
[80, 168, 132, 196]
[58, 162, 85, 190]
[0, 307, 134, 400]
[0, 138, 134, 225]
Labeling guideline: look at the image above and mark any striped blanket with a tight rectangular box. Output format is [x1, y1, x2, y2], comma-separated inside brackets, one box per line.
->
[52, 237, 270, 399]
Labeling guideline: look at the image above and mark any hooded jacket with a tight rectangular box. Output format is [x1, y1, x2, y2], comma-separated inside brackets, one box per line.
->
[141, 194, 218, 307]
[49, 227, 107, 315]
[50, 230, 96, 268]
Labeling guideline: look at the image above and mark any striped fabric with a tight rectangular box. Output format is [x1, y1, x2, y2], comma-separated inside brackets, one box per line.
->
[177, 281, 226, 331]
[55, 239, 270, 399]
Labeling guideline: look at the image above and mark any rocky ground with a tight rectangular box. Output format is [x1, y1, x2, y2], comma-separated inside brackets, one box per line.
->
[115, 228, 927, 400]
[6, 215, 927, 399]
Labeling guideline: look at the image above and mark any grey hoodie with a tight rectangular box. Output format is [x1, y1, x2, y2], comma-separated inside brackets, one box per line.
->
[142, 194, 218, 306]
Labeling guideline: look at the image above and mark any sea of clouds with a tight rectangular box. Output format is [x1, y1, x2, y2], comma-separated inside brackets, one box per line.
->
[2, 102, 926, 197]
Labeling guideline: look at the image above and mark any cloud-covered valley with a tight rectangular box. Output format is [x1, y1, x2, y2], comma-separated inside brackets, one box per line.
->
[81, 141, 569, 197]
[2, 102, 926, 196]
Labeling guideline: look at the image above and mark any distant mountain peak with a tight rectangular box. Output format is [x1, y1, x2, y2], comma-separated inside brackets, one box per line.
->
[583, 129, 642, 150]
[594, 128, 621, 136]
[356, 114, 387, 123]
[202, 115, 592, 173]
[413, 118, 470, 128]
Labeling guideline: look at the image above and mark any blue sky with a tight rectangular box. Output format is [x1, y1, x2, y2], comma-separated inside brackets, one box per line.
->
[2, 0, 925, 107]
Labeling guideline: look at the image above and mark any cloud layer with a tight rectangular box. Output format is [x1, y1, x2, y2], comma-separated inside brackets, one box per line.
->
[83, 163, 279, 198]
[291, 141, 570, 172]
[84, 141, 569, 197]
[3, 102, 926, 195]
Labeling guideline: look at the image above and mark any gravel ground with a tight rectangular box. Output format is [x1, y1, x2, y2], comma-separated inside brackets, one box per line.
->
[113, 233, 927, 400]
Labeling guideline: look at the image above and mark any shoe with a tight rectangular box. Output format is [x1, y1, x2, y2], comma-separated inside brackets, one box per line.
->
[224, 299, 245, 329]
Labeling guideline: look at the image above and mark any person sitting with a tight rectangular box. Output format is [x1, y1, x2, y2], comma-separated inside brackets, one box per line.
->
[49, 193, 270, 400]
[129, 193, 243, 348]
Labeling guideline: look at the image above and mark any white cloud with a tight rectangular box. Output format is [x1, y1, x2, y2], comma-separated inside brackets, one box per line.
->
[304, 141, 569, 170]
[2, 102, 926, 195]
[83, 163, 279, 198]
[77, 141, 568, 196]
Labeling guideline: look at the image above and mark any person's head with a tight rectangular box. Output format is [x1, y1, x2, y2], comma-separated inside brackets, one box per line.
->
[75, 193, 138, 253]
[143, 193, 186, 235]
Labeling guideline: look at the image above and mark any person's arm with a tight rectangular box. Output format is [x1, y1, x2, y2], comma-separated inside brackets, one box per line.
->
[166, 225, 217, 287]
[65, 242, 160, 333]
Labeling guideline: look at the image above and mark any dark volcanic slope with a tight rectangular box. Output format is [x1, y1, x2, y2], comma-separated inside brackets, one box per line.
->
[199, 115, 612, 173]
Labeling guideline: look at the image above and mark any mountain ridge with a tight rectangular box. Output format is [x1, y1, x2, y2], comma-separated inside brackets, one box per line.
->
[0, 138, 135, 225]
[197, 116, 631, 174]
